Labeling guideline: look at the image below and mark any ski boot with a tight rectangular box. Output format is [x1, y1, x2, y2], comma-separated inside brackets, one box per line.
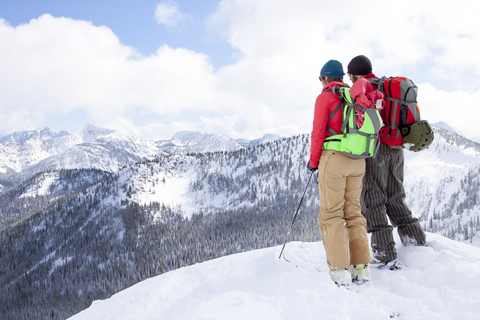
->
[350, 264, 371, 283]
[330, 268, 351, 289]
[371, 259, 403, 270]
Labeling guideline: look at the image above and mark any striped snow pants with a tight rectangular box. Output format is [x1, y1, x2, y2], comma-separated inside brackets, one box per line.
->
[318, 150, 371, 271]
[361, 143, 426, 262]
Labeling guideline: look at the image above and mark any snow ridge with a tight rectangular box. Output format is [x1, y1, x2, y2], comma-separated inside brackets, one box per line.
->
[433, 121, 464, 137]
[69, 233, 480, 320]
[167, 131, 246, 154]
[0, 127, 69, 145]
[80, 123, 116, 143]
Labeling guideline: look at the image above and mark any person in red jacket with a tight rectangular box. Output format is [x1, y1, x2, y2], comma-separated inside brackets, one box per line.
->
[347, 55, 427, 270]
[308, 59, 371, 287]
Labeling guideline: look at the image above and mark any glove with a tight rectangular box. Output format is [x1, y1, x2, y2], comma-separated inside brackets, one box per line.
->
[307, 162, 318, 172]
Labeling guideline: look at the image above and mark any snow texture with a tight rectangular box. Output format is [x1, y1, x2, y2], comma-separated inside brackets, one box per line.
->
[69, 232, 480, 320]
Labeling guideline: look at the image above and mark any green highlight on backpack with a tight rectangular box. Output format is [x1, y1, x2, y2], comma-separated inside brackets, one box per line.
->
[323, 86, 383, 159]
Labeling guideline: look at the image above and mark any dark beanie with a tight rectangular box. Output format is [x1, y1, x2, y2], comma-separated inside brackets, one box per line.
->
[347, 55, 372, 75]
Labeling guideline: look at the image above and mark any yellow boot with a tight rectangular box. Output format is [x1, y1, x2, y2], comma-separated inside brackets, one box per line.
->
[350, 264, 371, 283]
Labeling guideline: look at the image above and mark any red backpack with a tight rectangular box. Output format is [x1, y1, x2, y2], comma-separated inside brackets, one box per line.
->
[368, 76, 421, 148]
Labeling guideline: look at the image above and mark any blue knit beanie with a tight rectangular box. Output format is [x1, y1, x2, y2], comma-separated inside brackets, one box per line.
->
[320, 60, 344, 79]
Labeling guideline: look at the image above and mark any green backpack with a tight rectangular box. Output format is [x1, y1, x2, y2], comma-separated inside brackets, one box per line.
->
[323, 85, 383, 159]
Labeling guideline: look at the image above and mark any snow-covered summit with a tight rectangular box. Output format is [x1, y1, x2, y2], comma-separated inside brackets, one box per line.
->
[0, 124, 285, 191]
[0, 127, 70, 145]
[237, 133, 283, 148]
[69, 232, 480, 320]
[166, 131, 245, 154]
[170, 131, 211, 146]
[433, 121, 464, 137]
[0, 123, 163, 183]
[80, 122, 116, 143]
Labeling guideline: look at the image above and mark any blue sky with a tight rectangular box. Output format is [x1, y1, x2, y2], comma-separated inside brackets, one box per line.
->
[1, 0, 237, 70]
[1, 0, 480, 141]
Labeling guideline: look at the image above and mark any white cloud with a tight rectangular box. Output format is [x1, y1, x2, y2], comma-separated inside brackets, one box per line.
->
[1, 0, 480, 141]
[207, 0, 480, 140]
[418, 83, 480, 139]
[154, 1, 189, 28]
[0, 14, 242, 136]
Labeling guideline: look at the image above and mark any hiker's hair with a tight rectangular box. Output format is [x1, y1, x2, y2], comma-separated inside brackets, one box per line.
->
[320, 77, 343, 84]
[350, 74, 365, 83]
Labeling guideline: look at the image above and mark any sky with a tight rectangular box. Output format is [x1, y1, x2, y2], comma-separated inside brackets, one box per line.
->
[1, 0, 480, 141]
[69, 234, 480, 320]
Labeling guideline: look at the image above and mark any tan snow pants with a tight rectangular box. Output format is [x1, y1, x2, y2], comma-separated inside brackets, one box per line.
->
[318, 150, 371, 271]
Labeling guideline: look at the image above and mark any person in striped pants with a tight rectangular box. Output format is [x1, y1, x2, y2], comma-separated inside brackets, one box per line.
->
[347, 55, 427, 269]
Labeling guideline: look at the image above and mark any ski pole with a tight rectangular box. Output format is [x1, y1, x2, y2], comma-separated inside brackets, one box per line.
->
[278, 170, 314, 259]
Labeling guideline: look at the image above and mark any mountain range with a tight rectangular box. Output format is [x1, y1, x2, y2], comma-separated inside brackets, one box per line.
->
[0, 122, 479, 319]
[1, 122, 479, 237]
[0, 123, 281, 191]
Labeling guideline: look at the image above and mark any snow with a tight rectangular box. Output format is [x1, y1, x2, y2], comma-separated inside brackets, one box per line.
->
[433, 121, 464, 137]
[80, 123, 116, 143]
[134, 167, 198, 216]
[0, 125, 246, 185]
[19, 172, 58, 198]
[50, 257, 74, 276]
[69, 232, 480, 320]
[168, 131, 245, 154]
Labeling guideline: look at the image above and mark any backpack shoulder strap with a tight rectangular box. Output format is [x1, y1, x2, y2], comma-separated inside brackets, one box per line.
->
[322, 85, 349, 136]
[367, 76, 387, 93]
[337, 87, 358, 134]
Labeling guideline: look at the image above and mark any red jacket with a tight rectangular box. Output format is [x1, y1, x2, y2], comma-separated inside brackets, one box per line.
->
[364, 73, 378, 87]
[309, 81, 346, 168]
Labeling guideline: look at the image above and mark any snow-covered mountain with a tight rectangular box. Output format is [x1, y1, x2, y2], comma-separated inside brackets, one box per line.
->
[404, 126, 480, 240]
[160, 131, 246, 154]
[0, 124, 281, 191]
[79, 123, 116, 143]
[433, 121, 464, 136]
[90, 125, 480, 242]
[432, 121, 480, 144]
[69, 233, 480, 320]
[1, 122, 479, 319]
[236, 133, 283, 148]
[0, 127, 70, 145]
[3, 124, 479, 240]
[0, 123, 161, 181]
